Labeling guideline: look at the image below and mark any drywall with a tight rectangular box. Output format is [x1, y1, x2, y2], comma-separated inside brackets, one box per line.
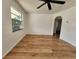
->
[27, 14, 54, 35]
[2, 0, 28, 57]
[2, 0, 76, 57]
[27, 6, 76, 46]
[24, 6, 76, 47]
[51, 7, 76, 46]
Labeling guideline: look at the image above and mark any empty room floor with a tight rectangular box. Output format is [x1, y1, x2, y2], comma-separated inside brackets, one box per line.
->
[3, 35, 76, 59]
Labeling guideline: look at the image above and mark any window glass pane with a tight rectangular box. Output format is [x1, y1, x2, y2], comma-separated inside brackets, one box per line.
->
[11, 7, 21, 17]
[11, 14, 22, 21]
[11, 7, 23, 32]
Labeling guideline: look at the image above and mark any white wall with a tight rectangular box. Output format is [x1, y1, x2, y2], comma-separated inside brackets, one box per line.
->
[51, 7, 76, 46]
[27, 14, 54, 35]
[2, 0, 76, 57]
[2, 0, 28, 57]
[26, 7, 76, 47]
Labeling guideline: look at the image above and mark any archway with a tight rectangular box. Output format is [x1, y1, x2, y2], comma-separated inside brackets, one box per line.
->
[53, 16, 62, 38]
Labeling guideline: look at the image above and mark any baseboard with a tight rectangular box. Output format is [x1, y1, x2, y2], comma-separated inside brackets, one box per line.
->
[26, 34, 53, 38]
[3, 34, 75, 58]
[3, 34, 52, 58]
[60, 39, 76, 48]
[2, 34, 26, 58]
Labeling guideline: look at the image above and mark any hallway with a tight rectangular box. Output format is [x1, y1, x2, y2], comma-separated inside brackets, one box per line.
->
[4, 35, 76, 59]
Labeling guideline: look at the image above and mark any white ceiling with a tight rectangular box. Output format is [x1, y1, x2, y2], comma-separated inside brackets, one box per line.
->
[17, 0, 76, 14]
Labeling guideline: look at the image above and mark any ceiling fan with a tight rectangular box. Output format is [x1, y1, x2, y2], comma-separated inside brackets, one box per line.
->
[37, 0, 66, 10]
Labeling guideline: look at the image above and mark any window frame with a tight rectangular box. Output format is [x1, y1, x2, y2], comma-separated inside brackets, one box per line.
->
[10, 7, 24, 32]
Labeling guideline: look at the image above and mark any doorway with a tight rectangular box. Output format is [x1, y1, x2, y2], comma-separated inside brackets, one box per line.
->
[53, 16, 62, 38]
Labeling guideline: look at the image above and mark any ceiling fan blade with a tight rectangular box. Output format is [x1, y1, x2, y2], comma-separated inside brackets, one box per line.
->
[47, 3, 52, 10]
[39, 0, 44, 1]
[37, 2, 46, 9]
[51, 1, 65, 4]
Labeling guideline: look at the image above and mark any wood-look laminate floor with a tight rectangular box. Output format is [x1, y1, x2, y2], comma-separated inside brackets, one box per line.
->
[3, 35, 76, 59]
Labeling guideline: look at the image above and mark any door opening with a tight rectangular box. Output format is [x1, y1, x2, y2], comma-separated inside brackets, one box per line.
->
[53, 16, 62, 38]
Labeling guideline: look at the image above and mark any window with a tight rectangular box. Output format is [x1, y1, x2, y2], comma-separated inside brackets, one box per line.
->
[11, 7, 23, 32]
